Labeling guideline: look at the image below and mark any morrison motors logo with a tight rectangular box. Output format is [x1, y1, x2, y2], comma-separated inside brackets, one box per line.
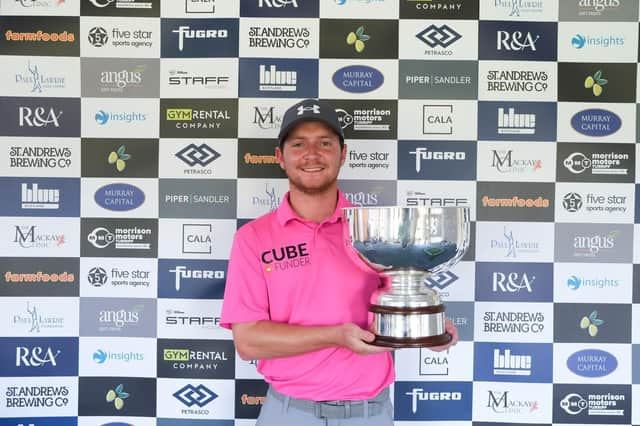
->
[570, 108, 621, 137]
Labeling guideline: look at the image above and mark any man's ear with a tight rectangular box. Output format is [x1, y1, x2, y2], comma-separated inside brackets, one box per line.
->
[275, 146, 286, 170]
[340, 143, 347, 166]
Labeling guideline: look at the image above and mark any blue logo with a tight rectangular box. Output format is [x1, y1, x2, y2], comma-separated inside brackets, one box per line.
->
[158, 259, 227, 299]
[93, 349, 107, 363]
[394, 381, 472, 421]
[240, 0, 319, 17]
[478, 101, 557, 141]
[0, 177, 80, 217]
[161, 19, 239, 58]
[567, 349, 617, 378]
[473, 342, 553, 383]
[475, 262, 553, 302]
[0, 337, 78, 377]
[94, 183, 145, 212]
[332, 65, 384, 93]
[397, 140, 476, 181]
[239, 58, 318, 98]
[570, 108, 621, 137]
[95, 110, 109, 125]
[571, 34, 586, 48]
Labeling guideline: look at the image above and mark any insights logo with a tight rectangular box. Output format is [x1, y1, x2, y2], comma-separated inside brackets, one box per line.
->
[571, 33, 624, 49]
[95, 110, 148, 125]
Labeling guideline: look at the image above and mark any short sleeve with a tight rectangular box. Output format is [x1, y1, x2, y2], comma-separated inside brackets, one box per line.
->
[220, 224, 270, 329]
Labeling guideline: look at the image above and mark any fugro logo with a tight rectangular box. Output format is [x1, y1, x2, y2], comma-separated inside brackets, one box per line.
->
[567, 349, 617, 378]
[158, 259, 227, 299]
[332, 65, 384, 93]
[161, 19, 239, 58]
[394, 381, 472, 421]
[94, 183, 145, 212]
[570, 109, 621, 137]
[398, 141, 476, 181]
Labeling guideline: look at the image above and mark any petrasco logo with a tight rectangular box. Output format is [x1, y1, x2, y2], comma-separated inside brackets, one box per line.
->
[570, 109, 621, 137]
[416, 24, 461, 49]
[173, 384, 217, 415]
[175, 144, 220, 167]
[332, 65, 383, 93]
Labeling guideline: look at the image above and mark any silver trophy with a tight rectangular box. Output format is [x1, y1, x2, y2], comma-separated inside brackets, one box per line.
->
[342, 206, 470, 348]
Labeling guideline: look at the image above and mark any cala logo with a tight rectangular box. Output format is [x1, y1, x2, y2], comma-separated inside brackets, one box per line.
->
[567, 349, 617, 378]
[332, 65, 383, 94]
[571, 108, 621, 137]
[95, 183, 145, 212]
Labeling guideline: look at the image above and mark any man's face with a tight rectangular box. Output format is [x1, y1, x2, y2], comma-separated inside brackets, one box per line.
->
[276, 120, 346, 195]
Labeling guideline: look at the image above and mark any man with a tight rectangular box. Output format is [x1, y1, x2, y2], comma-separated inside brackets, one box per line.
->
[221, 99, 458, 425]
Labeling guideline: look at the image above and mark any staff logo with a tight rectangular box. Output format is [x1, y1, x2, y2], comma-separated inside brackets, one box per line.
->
[416, 24, 461, 48]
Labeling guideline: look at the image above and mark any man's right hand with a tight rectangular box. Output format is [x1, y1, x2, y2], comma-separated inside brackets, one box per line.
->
[338, 323, 394, 355]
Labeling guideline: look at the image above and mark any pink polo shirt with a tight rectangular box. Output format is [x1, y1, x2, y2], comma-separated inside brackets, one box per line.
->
[221, 190, 394, 401]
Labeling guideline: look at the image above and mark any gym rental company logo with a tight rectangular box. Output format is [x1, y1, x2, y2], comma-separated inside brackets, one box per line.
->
[158, 339, 235, 379]
[160, 99, 238, 138]
[260, 243, 310, 273]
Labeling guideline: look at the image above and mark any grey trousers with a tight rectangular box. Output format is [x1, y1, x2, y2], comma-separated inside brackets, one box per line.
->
[256, 387, 394, 426]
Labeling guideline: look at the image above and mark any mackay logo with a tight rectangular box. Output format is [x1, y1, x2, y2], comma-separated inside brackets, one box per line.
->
[260, 243, 310, 272]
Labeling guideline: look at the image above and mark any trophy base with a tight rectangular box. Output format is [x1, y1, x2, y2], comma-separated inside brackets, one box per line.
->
[372, 333, 452, 348]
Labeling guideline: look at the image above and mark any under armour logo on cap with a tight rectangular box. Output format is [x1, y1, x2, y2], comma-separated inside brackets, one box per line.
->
[297, 104, 321, 116]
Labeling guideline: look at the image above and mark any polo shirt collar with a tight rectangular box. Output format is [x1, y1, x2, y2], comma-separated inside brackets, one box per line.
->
[277, 190, 353, 226]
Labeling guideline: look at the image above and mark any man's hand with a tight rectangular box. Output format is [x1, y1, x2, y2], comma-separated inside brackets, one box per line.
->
[338, 323, 394, 355]
[429, 317, 459, 352]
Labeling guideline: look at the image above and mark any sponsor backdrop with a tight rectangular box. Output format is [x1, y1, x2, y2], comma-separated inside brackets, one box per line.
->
[0, 0, 639, 425]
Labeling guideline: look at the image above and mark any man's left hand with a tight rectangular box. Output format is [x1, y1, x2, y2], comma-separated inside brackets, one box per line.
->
[429, 317, 458, 352]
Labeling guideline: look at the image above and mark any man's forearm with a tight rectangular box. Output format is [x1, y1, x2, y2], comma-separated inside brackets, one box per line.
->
[232, 320, 343, 360]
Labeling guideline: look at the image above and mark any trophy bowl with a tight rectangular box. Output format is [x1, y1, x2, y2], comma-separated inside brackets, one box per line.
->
[342, 206, 470, 348]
